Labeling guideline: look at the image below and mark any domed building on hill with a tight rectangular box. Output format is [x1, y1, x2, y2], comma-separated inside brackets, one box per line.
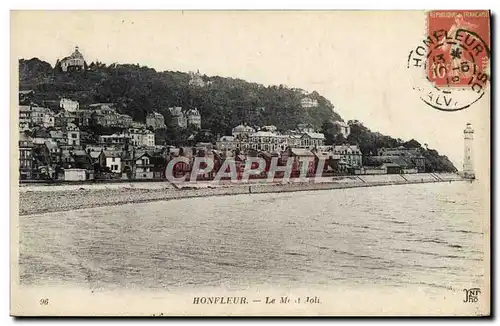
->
[58, 46, 86, 72]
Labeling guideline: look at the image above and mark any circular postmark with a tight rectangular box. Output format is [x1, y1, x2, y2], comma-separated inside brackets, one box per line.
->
[407, 28, 490, 112]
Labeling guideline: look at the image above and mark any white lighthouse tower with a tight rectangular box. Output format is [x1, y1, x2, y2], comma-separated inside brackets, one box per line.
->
[463, 122, 475, 179]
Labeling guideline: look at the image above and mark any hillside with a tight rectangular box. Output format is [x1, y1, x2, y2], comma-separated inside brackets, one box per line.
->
[18, 58, 457, 172]
[19, 58, 342, 135]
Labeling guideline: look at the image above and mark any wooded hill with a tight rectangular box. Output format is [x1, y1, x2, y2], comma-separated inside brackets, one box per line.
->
[18, 58, 457, 172]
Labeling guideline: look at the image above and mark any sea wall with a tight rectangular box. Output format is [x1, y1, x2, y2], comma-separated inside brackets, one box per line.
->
[17, 173, 468, 216]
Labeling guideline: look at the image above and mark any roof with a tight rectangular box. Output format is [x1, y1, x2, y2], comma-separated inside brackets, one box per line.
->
[103, 150, 121, 157]
[186, 108, 200, 115]
[72, 150, 88, 157]
[168, 107, 183, 116]
[232, 124, 255, 133]
[333, 145, 361, 154]
[219, 136, 235, 142]
[135, 151, 152, 159]
[289, 148, 314, 156]
[382, 163, 401, 168]
[303, 132, 325, 139]
[252, 131, 277, 137]
[89, 151, 103, 159]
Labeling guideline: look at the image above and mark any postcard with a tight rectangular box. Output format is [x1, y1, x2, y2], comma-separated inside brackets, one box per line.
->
[10, 10, 490, 316]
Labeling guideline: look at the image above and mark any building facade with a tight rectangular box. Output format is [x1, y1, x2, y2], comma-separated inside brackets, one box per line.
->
[332, 145, 363, 168]
[334, 120, 351, 138]
[300, 97, 319, 108]
[146, 112, 166, 130]
[168, 107, 187, 128]
[66, 123, 80, 146]
[60, 98, 79, 112]
[126, 128, 155, 147]
[186, 108, 202, 129]
[31, 107, 54, 128]
[19, 133, 34, 179]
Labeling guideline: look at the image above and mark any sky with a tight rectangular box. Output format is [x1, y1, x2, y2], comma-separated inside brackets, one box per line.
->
[11, 11, 490, 171]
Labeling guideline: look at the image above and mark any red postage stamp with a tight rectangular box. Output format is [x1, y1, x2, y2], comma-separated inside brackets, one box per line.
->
[426, 10, 490, 89]
[407, 10, 490, 111]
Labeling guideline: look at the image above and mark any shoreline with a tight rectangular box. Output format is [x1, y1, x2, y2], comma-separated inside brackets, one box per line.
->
[17, 173, 468, 216]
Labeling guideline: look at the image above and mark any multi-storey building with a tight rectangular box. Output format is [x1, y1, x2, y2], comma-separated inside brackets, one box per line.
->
[146, 111, 166, 130]
[126, 128, 155, 147]
[332, 145, 363, 168]
[31, 106, 54, 128]
[19, 133, 34, 179]
[66, 123, 80, 146]
[60, 98, 79, 112]
[300, 97, 319, 108]
[186, 108, 202, 129]
[168, 107, 187, 128]
[19, 105, 32, 130]
[334, 120, 351, 138]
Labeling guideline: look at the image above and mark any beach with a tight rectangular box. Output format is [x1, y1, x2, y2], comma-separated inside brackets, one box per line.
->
[17, 173, 467, 216]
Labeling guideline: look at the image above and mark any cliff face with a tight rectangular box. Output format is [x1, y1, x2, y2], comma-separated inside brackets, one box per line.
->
[18, 58, 457, 172]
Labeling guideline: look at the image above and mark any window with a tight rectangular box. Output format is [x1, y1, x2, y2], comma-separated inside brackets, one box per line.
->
[112, 158, 115, 162]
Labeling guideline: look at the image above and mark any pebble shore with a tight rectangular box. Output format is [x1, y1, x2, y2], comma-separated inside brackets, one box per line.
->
[18, 173, 466, 215]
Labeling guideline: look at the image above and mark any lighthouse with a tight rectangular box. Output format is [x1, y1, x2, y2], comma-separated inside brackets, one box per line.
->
[463, 123, 475, 179]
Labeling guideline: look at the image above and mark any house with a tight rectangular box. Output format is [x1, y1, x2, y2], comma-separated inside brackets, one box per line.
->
[186, 108, 202, 129]
[50, 130, 65, 144]
[58, 46, 86, 72]
[19, 105, 32, 130]
[31, 107, 54, 128]
[60, 98, 79, 112]
[146, 112, 166, 130]
[333, 121, 351, 138]
[19, 133, 34, 180]
[168, 107, 187, 128]
[98, 133, 130, 147]
[332, 145, 363, 168]
[134, 152, 154, 179]
[232, 124, 255, 138]
[103, 150, 122, 173]
[65, 123, 80, 146]
[126, 128, 155, 147]
[300, 132, 325, 149]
